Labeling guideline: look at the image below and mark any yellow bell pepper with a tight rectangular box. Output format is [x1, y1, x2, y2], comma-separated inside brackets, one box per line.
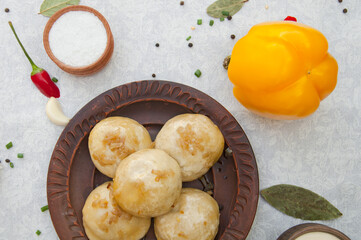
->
[228, 21, 338, 120]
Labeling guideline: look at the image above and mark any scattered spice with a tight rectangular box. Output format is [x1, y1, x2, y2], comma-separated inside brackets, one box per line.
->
[197, 19, 202, 25]
[5, 8, 10, 13]
[155, 43, 160, 47]
[41, 205, 49, 212]
[225, 147, 233, 157]
[220, 17, 225, 21]
[36, 230, 41, 236]
[227, 15, 232, 20]
[188, 43, 193, 48]
[230, 34, 235, 39]
[5, 159, 10, 163]
[219, 204, 224, 211]
[191, 26, 195, 30]
[51, 77, 58, 83]
[343, 8, 347, 13]
[152, 73, 156, 78]
[223, 55, 231, 70]
[6, 142, 13, 149]
[222, 11, 229, 16]
[338, 0, 342, 2]
[17, 153, 24, 158]
[209, 20, 214, 26]
[194, 69, 202, 78]
[180, 1, 184, 5]
[186, 36, 191, 41]
[10, 162, 14, 168]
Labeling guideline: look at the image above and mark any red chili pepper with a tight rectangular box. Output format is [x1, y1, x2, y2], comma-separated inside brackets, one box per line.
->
[284, 16, 297, 22]
[8, 21, 60, 98]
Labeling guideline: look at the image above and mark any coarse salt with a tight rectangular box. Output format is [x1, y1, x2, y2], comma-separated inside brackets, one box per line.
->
[49, 11, 107, 67]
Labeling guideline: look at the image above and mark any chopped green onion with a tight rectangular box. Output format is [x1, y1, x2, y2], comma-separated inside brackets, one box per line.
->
[222, 11, 229, 16]
[197, 19, 202, 25]
[220, 17, 225, 22]
[17, 153, 24, 158]
[51, 77, 58, 83]
[186, 36, 191, 41]
[9, 162, 14, 168]
[6, 142, 13, 149]
[41, 205, 49, 212]
[194, 69, 202, 78]
[36, 230, 41, 236]
[209, 20, 214, 26]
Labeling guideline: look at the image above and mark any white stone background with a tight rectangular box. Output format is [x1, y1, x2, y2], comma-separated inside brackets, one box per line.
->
[0, 0, 360, 239]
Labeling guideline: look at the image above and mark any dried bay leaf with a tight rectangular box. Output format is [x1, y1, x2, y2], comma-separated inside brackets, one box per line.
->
[261, 184, 342, 220]
[207, 0, 248, 18]
[39, 0, 80, 17]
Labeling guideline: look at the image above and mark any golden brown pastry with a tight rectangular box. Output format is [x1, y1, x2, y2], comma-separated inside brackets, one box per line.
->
[88, 117, 152, 178]
[154, 188, 220, 240]
[113, 149, 182, 218]
[82, 181, 151, 240]
[155, 114, 224, 181]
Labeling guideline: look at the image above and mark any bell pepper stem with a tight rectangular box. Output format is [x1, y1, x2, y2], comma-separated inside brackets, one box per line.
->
[8, 21, 42, 75]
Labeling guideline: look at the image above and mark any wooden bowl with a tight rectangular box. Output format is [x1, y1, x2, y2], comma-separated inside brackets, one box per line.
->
[43, 5, 114, 76]
[278, 223, 350, 240]
[47, 80, 259, 240]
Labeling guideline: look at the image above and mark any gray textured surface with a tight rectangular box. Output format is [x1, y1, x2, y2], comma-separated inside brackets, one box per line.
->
[0, 0, 360, 239]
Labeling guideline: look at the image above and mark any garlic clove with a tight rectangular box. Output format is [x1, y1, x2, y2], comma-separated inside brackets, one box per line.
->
[46, 97, 70, 126]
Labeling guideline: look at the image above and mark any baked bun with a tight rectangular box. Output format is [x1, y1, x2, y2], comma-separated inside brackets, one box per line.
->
[113, 149, 182, 217]
[82, 181, 151, 240]
[155, 114, 224, 181]
[88, 117, 152, 178]
[154, 188, 220, 240]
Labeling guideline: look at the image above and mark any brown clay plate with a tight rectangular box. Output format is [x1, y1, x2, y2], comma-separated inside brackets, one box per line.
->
[47, 80, 259, 240]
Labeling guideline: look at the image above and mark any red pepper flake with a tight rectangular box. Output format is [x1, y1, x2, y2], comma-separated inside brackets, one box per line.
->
[284, 16, 297, 22]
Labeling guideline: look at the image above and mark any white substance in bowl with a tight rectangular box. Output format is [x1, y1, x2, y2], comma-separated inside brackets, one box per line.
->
[49, 11, 107, 67]
[295, 232, 340, 240]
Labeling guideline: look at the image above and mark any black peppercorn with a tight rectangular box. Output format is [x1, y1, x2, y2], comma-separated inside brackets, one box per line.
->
[5, 159, 10, 163]
[343, 8, 347, 13]
[155, 43, 159, 47]
[227, 15, 232, 20]
[5, 8, 9, 13]
[188, 43, 193, 48]
[231, 34, 235, 39]
[180, 1, 184, 5]
[338, 0, 342, 2]
[152, 73, 156, 78]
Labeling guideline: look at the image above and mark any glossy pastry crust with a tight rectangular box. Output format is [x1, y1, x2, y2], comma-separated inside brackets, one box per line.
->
[82, 182, 151, 240]
[113, 149, 182, 217]
[88, 117, 152, 178]
[155, 114, 224, 181]
[154, 188, 220, 240]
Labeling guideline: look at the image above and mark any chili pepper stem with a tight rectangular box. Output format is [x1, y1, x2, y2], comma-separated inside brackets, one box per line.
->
[8, 21, 43, 75]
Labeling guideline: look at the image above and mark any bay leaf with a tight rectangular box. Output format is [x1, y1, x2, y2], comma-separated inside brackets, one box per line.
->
[207, 0, 248, 18]
[39, 0, 80, 17]
[261, 184, 342, 220]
